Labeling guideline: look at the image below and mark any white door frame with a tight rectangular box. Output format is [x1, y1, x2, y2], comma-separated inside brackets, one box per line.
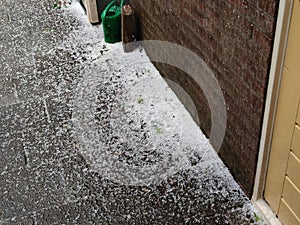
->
[252, 0, 294, 224]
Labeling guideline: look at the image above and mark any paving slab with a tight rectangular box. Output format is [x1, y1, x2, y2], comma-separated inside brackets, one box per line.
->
[0, 167, 65, 220]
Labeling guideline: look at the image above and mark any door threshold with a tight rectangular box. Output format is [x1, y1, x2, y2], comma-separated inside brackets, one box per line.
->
[253, 199, 282, 225]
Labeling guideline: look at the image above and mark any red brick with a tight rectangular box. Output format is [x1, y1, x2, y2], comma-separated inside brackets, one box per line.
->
[258, 0, 278, 17]
[130, 0, 279, 198]
[255, 10, 276, 37]
[227, 0, 249, 14]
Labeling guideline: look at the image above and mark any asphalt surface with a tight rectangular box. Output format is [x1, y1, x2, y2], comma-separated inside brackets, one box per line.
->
[0, 0, 265, 224]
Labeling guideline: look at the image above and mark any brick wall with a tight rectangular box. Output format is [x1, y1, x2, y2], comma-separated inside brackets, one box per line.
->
[130, 0, 279, 197]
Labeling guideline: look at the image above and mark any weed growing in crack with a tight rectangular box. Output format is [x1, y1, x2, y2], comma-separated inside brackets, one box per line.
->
[53, 0, 72, 9]
[137, 96, 144, 104]
[254, 213, 263, 223]
[44, 27, 54, 33]
[156, 127, 162, 134]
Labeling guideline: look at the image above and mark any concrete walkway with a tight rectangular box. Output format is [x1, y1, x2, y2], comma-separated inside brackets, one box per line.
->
[0, 0, 264, 224]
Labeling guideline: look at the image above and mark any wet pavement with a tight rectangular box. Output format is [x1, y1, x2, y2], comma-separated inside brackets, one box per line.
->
[0, 0, 265, 224]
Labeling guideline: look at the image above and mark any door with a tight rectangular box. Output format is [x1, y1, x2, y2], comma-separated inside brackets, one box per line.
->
[264, 0, 300, 224]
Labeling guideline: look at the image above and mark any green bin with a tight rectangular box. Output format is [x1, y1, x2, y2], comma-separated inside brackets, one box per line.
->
[101, 0, 125, 43]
